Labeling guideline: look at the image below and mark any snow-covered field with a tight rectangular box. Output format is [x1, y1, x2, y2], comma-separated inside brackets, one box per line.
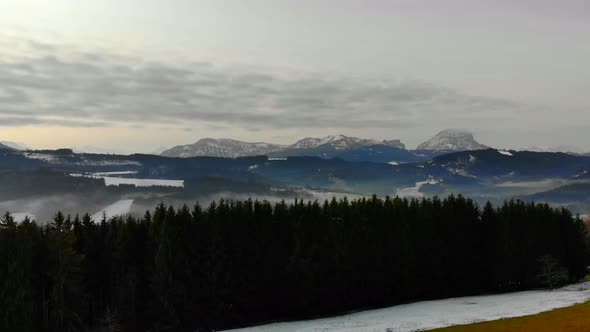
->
[100, 177, 184, 187]
[90, 171, 138, 176]
[227, 281, 590, 332]
[71, 173, 184, 188]
[91, 199, 134, 220]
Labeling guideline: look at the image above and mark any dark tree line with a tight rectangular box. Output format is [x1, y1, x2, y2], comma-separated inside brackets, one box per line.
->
[0, 195, 588, 331]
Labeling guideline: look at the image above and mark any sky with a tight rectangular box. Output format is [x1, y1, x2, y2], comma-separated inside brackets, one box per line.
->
[0, 0, 589, 153]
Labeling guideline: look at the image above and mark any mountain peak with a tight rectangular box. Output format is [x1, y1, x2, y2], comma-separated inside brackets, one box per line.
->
[417, 129, 489, 151]
[161, 138, 285, 158]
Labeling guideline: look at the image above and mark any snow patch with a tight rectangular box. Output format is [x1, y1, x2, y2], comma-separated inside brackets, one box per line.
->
[24, 152, 58, 163]
[70, 173, 184, 188]
[90, 171, 138, 176]
[102, 177, 184, 187]
[227, 281, 590, 332]
[396, 179, 438, 198]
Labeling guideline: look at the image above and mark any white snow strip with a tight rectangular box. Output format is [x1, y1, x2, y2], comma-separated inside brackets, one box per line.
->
[91, 199, 134, 221]
[24, 152, 58, 163]
[495, 179, 564, 190]
[226, 281, 590, 332]
[396, 179, 438, 198]
[499, 150, 514, 156]
[90, 171, 138, 176]
[70, 174, 184, 188]
[102, 177, 184, 187]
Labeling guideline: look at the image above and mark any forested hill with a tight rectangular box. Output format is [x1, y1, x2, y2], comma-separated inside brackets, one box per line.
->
[1, 196, 588, 331]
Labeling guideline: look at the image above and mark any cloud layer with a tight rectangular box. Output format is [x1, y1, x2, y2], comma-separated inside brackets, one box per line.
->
[0, 37, 520, 132]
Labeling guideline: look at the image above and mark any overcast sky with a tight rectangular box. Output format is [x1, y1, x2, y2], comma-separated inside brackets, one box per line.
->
[1, 0, 589, 152]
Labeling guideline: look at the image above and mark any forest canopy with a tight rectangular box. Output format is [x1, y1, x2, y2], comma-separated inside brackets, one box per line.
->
[0, 195, 588, 331]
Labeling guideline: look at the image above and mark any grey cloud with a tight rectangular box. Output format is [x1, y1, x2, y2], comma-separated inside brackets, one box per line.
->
[0, 116, 110, 127]
[0, 38, 522, 130]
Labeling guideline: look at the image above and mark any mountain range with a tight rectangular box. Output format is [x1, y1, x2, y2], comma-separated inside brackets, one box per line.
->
[160, 130, 484, 159]
[2, 141, 590, 220]
[160, 138, 285, 158]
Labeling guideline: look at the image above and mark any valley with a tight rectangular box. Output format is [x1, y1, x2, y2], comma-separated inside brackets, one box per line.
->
[2, 130, 589, 222]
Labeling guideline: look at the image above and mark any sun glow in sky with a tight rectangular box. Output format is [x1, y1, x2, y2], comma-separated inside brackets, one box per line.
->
[1, 0, 589, 153]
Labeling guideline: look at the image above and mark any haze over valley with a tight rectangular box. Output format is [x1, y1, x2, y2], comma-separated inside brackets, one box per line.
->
[2, 129, 590, 222]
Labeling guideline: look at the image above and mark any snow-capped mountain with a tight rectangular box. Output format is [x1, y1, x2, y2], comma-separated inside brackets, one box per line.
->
[162, 135, 407, 158]
[290, 135, 381, 150]
[416, 129, 489, 151]
[0, 143, 16, 151]
[289, 135, 405, 150]
[160, 138, 286, 158]
[0, 141, 29, 150]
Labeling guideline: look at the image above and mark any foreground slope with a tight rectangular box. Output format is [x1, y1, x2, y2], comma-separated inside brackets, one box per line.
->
[431, 300, 590, 332]
[227, 281, 590, 332]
